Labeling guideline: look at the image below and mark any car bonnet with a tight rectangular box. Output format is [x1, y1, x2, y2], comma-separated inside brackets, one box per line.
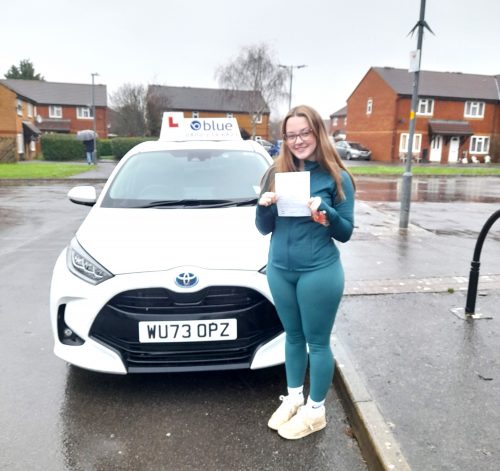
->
[75, 206, 269, 274]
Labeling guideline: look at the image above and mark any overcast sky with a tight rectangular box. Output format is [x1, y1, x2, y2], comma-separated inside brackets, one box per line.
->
[2, 0, 499, 119]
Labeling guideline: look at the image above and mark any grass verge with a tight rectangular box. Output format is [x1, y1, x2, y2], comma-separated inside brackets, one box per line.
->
[0, 162, 91, 179]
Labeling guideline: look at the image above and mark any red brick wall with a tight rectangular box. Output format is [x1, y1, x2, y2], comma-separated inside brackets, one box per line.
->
[347, 68, 399, 162]
[37, 105, 108, 137]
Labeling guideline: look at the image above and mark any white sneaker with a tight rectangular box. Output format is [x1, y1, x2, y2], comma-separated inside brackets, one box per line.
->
[277, 405, 327, 439]
[267, 395, 304, 431]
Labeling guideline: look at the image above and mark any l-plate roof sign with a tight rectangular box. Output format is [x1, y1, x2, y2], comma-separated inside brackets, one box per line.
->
[159, 112, 242, 141]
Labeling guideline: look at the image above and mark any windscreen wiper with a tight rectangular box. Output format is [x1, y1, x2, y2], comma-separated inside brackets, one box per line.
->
[139, 199, 257, 208]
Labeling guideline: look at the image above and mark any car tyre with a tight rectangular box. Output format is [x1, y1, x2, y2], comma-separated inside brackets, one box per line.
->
[346, 153, 352, 160]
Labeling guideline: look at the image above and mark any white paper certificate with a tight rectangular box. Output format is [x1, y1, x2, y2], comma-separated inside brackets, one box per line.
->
[275, 171, 311, 217]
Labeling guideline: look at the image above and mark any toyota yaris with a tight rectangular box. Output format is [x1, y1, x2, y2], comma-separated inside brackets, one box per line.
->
[50, 113, 284, 374]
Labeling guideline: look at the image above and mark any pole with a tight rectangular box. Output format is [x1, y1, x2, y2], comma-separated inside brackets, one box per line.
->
[279, 64, 307, 110]
[399, 0, 428, 229]
[91, 72, 99, 164]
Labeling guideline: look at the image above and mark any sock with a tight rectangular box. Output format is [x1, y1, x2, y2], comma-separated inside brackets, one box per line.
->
[306, 397, 325, 410]
[287, 386, 304, 403]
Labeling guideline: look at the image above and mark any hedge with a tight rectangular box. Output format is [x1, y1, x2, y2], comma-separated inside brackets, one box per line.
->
[41, 134, 86, 161]
[111, 137, 156, 160]
[98, 138, 113, 157]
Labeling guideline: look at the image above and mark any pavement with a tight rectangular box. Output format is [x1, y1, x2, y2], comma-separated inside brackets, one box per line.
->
[32, 161, 500, 470]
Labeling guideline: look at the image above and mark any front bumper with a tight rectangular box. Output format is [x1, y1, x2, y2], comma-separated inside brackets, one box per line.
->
[50, 249, 284, 374]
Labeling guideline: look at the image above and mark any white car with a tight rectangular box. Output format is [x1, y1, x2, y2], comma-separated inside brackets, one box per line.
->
[50, 113, 284, 374]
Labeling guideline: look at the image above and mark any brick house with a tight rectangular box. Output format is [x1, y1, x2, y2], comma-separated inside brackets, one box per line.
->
[147, 85, 270, 139]
[345, 67, 500, 163]
[0, 79, 107, 161]
[329, 106, 347, 140]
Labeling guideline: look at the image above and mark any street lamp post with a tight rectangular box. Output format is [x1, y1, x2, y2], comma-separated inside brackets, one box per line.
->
[279, 64, 307, 109]
[91, 72, 99, 164]
[399, 0, 432, 229]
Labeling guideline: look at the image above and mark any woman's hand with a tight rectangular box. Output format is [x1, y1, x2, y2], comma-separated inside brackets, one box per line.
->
[308, 197, 330, 226]
[258, 192, 278, 207]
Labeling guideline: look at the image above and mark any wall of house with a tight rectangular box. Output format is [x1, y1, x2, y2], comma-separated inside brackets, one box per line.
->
[0, 85, 17, 136]
[394, 98, 498, 163]
[347, 69, 399, 162]
[330, 115, 347, 137]
[36, 105, 108, 137]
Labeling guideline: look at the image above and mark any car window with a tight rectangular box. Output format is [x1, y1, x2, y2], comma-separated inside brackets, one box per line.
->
[348, 142, 364, 150]
[101, 149, 270, 208]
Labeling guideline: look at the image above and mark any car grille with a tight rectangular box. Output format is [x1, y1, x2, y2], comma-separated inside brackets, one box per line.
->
[89, 287, 282, 372]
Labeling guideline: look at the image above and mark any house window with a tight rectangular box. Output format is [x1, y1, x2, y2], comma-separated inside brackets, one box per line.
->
[464, 101, 485, 118]
[417, 98, 434, 115]
[366, 99, 373, 115]
[27, 103, 34, 117]
[49, 106, 63, 118]
[16, 99, 23, 116]
[192, 112, 199, 118]
[76, 107, 93, 119]
[332, 117, 338, 126]
[226, 113, 233, 118]
[253, 113, 263, 124]
[344, 117, 347, 126]
[470, 136, 490, 154]
[399, 133, 422, 152]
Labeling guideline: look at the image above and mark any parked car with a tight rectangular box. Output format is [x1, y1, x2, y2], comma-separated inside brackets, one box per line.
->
[335, 140, 372, 160]
[254, 137, 274, 154]
[50, 113, 285, 374]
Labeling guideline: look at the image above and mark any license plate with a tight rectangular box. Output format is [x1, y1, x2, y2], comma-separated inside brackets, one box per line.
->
[138, 319, 237, 343]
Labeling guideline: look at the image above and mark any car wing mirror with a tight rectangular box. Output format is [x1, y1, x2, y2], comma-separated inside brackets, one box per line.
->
[68, 186, 97, 206]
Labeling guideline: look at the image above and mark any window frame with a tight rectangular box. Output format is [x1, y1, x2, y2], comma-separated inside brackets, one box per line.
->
[16, 99, 23, 116]
[464, 101, 485, 118]
[416, 98, 434, 116]
[49, 105, 63, 118]
[192, 111, 199, 118]
[76, 106, 93, 119]
[469, 135, 490, 154]
[366, 99, 373, 115]
[399, 133, 422, 152]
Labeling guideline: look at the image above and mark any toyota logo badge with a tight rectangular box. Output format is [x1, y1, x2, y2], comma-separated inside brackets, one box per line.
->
[175, 272, 199, 288]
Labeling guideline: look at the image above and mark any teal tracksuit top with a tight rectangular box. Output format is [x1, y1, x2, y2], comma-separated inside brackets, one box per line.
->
[255, 160, 355, 271]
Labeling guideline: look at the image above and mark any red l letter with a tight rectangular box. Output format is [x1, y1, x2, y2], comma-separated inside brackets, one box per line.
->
[168, 116, 179, 128]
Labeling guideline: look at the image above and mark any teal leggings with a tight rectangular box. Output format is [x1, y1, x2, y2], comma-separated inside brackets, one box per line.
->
[267, 261, 344, 402]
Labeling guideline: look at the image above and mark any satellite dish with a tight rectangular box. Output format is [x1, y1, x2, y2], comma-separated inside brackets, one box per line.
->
[35, 115, 43, 124]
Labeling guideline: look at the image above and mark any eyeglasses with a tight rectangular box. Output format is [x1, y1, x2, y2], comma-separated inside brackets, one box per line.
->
[283, 128, 314, 143]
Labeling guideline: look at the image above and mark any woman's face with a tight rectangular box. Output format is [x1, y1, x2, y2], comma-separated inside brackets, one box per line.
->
[284, 116, 317, 161]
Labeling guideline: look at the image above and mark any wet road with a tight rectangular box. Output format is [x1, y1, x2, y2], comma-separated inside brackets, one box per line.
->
[0, 183, 367, 471]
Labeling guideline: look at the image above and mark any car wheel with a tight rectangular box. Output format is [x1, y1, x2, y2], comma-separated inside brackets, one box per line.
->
[346, 153, 352, 160]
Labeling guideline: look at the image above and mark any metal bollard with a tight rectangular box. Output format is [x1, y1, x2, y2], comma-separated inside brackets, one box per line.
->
[465, 209, 500, 315]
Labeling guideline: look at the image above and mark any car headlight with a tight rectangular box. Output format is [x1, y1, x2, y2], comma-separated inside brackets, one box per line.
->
[66, 238, 113, 285]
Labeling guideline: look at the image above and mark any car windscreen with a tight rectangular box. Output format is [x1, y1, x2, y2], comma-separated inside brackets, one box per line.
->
[100, 149, 270, 208]
[348, 142, 365, 150]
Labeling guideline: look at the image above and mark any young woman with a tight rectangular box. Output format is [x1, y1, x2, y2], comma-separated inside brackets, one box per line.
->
[256, 105, 355, 439]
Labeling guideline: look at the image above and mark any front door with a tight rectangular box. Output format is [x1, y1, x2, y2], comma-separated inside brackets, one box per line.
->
[448, 137, 460, 163]
[430, 136, 442, 162]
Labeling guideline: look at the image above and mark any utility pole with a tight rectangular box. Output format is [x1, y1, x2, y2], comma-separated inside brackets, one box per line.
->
[399, 0, 433, 229]
[91, 72, 99, 164]
[279, 64, 307, 109]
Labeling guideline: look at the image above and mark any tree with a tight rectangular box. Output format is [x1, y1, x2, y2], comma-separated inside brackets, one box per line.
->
[4, 59, 44, 80]
[145, 86, 171, 137]
[216, 43, 287, 137]
[110, 84, 147, 137]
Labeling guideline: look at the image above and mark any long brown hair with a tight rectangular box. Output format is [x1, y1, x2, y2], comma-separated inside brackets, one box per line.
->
[267, 105, 355, 200]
